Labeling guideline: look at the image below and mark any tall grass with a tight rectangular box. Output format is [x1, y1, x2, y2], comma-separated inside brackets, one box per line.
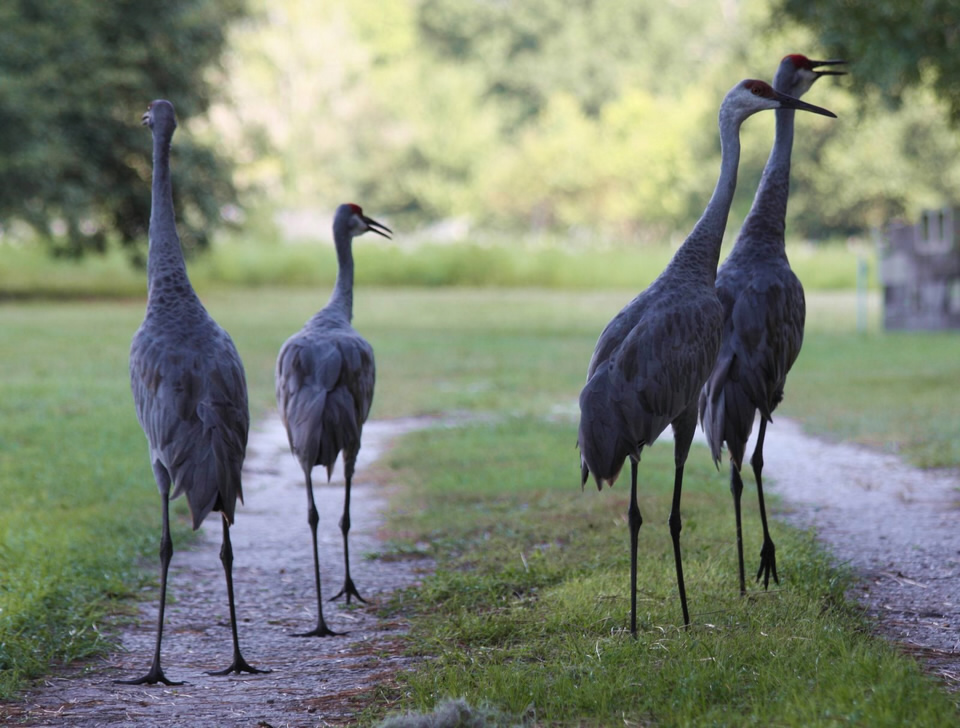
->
[0, 233, 877, 298]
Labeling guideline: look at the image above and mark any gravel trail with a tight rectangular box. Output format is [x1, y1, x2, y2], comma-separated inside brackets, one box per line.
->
[731, 417, 960, 686]
[4, 411, 960, 726]
[1, 416, 436, 727]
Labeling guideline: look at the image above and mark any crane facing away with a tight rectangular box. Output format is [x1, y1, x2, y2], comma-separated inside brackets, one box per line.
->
[276, 203, 391, 637]
[578, 80, 836, 634]
[122, 100, 267, 685]
[700, 56, 845, 595]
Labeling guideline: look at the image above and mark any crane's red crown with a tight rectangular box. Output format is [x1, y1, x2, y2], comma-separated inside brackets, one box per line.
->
[784, 54, 813, 70]
[346, 203, 363, 215]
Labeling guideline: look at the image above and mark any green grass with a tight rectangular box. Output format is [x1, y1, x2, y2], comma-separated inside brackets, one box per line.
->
[0, 302, 163, 693]
[782, 330, 960, 468]
[371, 418, 958, 726]
[0, 286, 956, 722]
[0, 235, 877, 299]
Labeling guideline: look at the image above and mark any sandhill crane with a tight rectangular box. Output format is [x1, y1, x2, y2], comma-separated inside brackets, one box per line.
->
[276, 203, 390, 637]
[578, 80, 836, 634]
[122, 100, 266, 684]
[700, 56, 846, 595]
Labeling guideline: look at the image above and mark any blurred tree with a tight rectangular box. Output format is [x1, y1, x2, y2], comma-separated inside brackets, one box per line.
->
[778, 0, 960, 122]
[415, 0, 735, 127]
[0, 0, 244, 259]
[788, 86, 960, 236]
[209, 0, 960, 243]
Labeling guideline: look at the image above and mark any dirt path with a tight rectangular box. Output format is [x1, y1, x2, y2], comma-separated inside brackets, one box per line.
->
[2, 416, 438, 728]
[728, 417, 960, 686]
[5, 411, 960, 725]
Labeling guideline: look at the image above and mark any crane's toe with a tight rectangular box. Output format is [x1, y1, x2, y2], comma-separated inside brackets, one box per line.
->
[755, 538, 779, 589]
[115, 665, 183, 686]
[207, 654, 271, 676]
[329, 577, 367, 604]
[293, 623, 344, 638]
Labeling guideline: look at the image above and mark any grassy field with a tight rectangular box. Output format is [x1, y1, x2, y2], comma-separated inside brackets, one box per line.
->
[0, 235, 877, 299]
[0, 285, 957, 724]
[372, 419, 957, 726]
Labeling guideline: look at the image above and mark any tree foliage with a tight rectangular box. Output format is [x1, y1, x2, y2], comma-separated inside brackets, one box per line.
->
[7, 0, 960, 253]
[778, 0, 960, 122]
[0, 0, 244, 258]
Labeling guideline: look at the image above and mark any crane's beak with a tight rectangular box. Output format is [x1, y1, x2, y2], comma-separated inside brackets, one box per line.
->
[773, 90, 837, 118]
[810, 59, 847, 77]
[364, 215, 392, 239]
[141, 111, 151, 127]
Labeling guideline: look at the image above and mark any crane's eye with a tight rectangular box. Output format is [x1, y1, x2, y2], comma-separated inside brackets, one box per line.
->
[751, 86, 761, 95]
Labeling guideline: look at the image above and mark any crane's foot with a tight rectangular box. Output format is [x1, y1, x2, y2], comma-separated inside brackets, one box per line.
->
[755, 539, 779, 590]
[206, 654, 271, 676]
[115, 665, 183, 686]
[293, 622, 344, 638]
[329, 578, 367, 605]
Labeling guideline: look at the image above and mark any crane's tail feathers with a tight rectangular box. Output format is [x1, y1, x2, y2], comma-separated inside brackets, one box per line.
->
[698, 381, 726, 467]
[580, 459, 620, 492]
[578, 369, 633, 492]
[701, 353, 766, 471]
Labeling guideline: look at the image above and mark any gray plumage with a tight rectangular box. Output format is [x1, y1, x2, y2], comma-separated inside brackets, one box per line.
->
[699, 56, 844, 594]
[122, 100, 266, 685]
[578, 80, 837, 633]
[276, 203, 390, 636]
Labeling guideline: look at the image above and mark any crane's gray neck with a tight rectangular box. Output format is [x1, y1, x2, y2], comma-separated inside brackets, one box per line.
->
[146, 126, 191, 306]
[737, 107, 794, 247]
[667, 106, 743, 286]
[327, 218, 354, 321]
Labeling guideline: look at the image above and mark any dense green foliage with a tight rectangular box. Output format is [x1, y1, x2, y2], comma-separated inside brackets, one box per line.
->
[214, 0, 960, 240]
[4, 0, 960, 256]
[780, 0, 960, 122]
[0, 0, 243, 258]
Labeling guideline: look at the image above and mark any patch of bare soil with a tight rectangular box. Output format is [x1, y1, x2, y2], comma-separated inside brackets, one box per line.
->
[740, 417, 960, 688]
[1, 417, 438, 727]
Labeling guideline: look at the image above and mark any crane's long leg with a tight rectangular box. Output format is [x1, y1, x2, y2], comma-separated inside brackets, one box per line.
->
[208, 515, 269, 675]
[669, 465, 691, 627]
[116, 488, 181, 686]
[670, 405, 696, 627]
[295, 468, 340, 637]
[752, 419, 779, 588]
[731, 463, 747, 595]
[330, 468, 366, 604]
[628, 459, 642, 637]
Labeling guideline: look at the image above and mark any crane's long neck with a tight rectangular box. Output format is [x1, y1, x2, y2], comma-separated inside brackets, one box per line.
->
[146, 127, 191, 305]
[327, 222, 354, 321]
[667, 107, 743, 286]
[737, 107, 794, 247]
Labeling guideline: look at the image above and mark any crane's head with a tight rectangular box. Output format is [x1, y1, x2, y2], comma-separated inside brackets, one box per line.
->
[776, 54, 847, 99]
[141, 100, 177, 133]
[335, 203, 393, 240]
[723, 79, 837, 124]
